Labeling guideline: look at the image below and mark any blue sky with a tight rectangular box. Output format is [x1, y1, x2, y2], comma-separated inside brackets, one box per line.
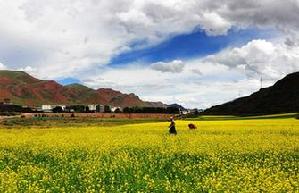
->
[110, 28, 276, 67]
[57, 27, 276, 86]
[58, 77, 81, 85]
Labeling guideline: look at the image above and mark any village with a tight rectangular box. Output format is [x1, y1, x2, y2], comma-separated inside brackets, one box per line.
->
[0, 98, 195, 115]
[0, 98, 122, 113]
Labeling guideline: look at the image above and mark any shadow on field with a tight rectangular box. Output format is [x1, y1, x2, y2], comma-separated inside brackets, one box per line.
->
[0, 116, 167, 129]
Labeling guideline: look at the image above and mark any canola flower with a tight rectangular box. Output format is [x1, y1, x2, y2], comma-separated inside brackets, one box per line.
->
[0, 118, 298, 192]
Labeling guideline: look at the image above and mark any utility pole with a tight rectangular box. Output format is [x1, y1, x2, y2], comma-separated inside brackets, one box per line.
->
[260, 75, 263, 89]
[245, 63, 264, 90]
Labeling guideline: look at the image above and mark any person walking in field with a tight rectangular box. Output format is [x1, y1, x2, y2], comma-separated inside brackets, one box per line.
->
[169, 117, 177, 135]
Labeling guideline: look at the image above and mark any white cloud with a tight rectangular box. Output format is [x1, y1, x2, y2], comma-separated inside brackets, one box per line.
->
[18, 66, 37, 74]
[198, 12, 231, 36]
[0, 62, 7, 70]
[1, 1, 299, 73]
[192, 69, 203, 75]
[83, 63, 263, 109]
[80, 59, 248, 108]
[1, 0, 299, 78]
[151, 60, 185, 73]
[203, 39, 299, 80]
[0, 0, 234, 78]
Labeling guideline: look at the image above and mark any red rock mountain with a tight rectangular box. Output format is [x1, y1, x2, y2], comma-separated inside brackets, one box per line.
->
[0, 70, 165, 107]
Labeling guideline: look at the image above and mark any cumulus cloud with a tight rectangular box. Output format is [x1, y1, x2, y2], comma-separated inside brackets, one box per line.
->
[1, 0, 299, 78]
[0, 62, 7, 70]
[151, 60, 185, 73]
[191, 69, 203, 75]
[202, 39, 299, 80]
[0, 0, 227, 78]
[82, 62, 262, 109]
[18, 66, 37, 74]
[198, 12, 231, 36]
[221, 0, 299, 32]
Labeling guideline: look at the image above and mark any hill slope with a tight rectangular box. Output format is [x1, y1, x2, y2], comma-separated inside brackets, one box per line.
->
[203, 72, 299, 115]
[0, 70, 164, 107]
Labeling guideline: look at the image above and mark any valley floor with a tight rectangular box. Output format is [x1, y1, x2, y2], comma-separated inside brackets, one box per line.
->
[0, 115, 298, 192]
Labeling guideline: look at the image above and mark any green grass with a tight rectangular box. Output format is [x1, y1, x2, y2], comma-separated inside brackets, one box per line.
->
[0, 116, 298, 192]
[0, 116, 166, 129]
[188, 113, 298, 121]
[0, 70, 36, 84]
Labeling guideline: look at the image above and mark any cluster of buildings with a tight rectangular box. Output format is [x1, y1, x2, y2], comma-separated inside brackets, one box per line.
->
[1, 98, 201, 115]
[0, 98, 123, 113]
[0, 98, 32, 113]
[40, 104, 123, 113]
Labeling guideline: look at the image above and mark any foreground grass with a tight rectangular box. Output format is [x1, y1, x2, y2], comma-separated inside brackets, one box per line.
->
[0, 117, 298, 192]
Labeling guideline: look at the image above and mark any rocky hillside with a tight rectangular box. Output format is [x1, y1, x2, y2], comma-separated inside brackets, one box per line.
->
[0, 70, 165, 107]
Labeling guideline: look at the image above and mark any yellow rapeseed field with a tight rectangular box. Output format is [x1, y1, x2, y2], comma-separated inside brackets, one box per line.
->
[0, 117, 298, 192]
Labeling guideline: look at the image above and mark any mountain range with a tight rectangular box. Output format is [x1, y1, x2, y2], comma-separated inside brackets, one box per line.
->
[0, 70, 165, 107]
[203, 72, 299, 115]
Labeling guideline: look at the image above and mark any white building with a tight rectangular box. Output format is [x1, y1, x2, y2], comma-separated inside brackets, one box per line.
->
[88, 105, 97, 111]
[41, 105, 55, 112]
[41, 105, 66, 112]
[97, 105, 105, 113]
[111, 106, 122, 112]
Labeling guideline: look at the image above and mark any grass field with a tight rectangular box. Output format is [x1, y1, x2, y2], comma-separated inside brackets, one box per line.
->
[0, 116, 165, 129]
[0, 115, 298, 192]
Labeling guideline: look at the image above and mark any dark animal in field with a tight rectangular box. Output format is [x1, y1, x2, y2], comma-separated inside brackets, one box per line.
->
[188, 123, 197, 130]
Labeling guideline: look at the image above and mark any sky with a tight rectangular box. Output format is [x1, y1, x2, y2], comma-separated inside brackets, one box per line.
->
[1, 0, 299, 109]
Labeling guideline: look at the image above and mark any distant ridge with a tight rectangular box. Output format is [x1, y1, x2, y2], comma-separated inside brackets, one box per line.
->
[0, 70, 165, 107]
[203, 72, 299, 115]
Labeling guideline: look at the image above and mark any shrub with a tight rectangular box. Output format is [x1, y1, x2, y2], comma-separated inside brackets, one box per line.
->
[53, 106, 63, 113]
